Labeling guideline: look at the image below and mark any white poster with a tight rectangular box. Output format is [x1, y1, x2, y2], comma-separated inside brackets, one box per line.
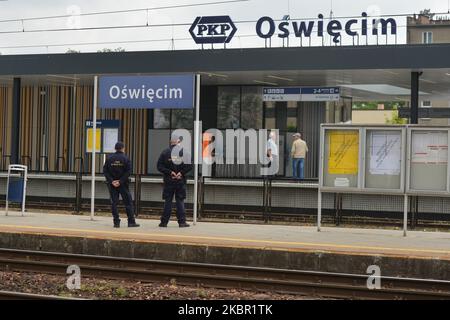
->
[103, 128, 119, 154]
[369, 131, 402, 175]
[412, 131, 448, 164]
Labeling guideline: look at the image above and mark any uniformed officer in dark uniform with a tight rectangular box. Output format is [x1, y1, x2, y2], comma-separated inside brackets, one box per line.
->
[157, 134, 192, 228]
[103, 142, 140, 228]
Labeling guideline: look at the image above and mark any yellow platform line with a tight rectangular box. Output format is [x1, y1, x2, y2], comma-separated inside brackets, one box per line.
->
[0, 224, 449, 256]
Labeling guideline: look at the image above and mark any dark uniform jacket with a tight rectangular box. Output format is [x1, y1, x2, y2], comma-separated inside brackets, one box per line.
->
[157, 145, 193, 185]
[103, 151, 132, 185]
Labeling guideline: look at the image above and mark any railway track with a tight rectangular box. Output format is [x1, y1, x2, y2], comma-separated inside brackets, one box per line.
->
[0, 248, 449, 300]
[0, 290, 84, 300]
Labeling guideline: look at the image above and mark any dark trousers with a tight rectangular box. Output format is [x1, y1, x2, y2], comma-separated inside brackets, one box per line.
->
[161, 183, 187, 225]
[107, 183, 136, 225]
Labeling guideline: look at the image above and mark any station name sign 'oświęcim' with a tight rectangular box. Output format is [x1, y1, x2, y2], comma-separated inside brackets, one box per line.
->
[189, 13, 405, 46]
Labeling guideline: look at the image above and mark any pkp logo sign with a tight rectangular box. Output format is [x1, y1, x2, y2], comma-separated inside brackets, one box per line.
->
[189, 16, 237, 44]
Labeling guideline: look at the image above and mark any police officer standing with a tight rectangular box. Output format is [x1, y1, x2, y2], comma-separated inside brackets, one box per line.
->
[103, 142, 140, 228]
[157, 134, 192, 228]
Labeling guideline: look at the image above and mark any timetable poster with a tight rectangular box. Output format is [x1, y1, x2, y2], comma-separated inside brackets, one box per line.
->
[411, 131, 448, 165]
[368, 131, 402, 175]
[328, 130, 359, 175]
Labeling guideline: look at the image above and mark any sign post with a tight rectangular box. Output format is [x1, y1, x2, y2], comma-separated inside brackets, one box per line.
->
[91, 76, 98, 221]
[193, 74, 201, 226]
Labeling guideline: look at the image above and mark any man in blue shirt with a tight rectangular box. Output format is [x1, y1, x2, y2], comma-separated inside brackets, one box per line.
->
[103, 142, 140, 228]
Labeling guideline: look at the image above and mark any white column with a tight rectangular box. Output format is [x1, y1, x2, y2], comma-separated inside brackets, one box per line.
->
[91, 76, 98, 221]
[193, 74, 201, 226]
[317, 189, 322, 232]
[403, 194, 408, 237]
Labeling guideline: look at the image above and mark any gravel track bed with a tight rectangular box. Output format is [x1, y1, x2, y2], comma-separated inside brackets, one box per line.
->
[0, 271, 313, 300]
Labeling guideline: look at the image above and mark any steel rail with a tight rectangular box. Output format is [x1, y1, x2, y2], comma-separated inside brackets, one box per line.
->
[0, 290, 84, 300]
[0, 248, 449, 300]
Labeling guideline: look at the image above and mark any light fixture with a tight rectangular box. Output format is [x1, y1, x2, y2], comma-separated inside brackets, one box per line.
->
[267, 75, 293, 82]
[47, 74, 80, 81]
[253, 80, 278, 86]
[199, 72, 228, 78]
[381, 70, 400, 76]
[445, 73, 450, 76]
[419, 78, 437, 84]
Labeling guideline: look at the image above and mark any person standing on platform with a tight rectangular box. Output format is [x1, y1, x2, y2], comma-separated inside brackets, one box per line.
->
[291, 133, 308, 180]
[103, 142, 140, 228]
[157, 134, 193, 228]
[266, 131, 280, 176]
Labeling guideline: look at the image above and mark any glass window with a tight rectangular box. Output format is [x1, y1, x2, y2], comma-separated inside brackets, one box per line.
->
[421, 101, 432, 108]
[154, 109, 170, 129]
[264, 101, 276, 129]
[422, 32, 433, 44]
[287, 101, 298, 132]
[241, 87, 263, 129]
[172, 109, 193, 129]
[218, 86, 240, 129]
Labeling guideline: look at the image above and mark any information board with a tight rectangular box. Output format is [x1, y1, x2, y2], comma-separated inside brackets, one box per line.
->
[409, 130, 448, 191]
[85, 120, 121, 154]
[365, 130, 403, 190]
[86, 128, 101, 153]
[323, 129, 360, 188]
[263, 87, 340, 102]
[103, 128, 120, 153]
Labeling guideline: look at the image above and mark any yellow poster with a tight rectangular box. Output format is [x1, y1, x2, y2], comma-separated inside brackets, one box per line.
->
[87, 128, 101, 153]
[328, 130, 359, 175]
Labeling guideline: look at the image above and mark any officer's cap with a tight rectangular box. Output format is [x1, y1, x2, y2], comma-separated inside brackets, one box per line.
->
[171, 133, 181, 143]
[115, 141, 125, 150]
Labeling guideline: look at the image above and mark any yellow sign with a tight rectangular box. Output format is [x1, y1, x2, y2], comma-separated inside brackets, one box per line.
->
[328, 130, 359, 175]
[87, 128, 101, 153]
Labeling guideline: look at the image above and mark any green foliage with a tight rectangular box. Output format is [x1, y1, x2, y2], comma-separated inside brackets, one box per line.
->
[385, 111, 407, 124]
[353, 101, 406, 110]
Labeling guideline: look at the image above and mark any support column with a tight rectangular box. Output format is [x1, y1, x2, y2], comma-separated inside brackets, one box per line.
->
[410, 72, 421, 125]
[11, 77, 21, 165]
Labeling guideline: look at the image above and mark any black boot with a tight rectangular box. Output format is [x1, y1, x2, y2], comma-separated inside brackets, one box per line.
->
[128, 222, 140, 228]
[179, 222, 190, 228]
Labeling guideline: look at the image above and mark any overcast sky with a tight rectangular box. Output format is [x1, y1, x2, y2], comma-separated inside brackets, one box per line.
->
[0, 0, 448, 54]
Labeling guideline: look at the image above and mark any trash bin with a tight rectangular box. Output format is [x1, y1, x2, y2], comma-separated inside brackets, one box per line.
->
[5, 165, 28, 216]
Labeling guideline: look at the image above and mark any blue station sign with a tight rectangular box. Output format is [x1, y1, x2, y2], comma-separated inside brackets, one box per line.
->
[99, 75, 195, 109]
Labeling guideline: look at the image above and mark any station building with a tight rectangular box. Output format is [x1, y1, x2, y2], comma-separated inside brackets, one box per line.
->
[1, 12, 450, 223]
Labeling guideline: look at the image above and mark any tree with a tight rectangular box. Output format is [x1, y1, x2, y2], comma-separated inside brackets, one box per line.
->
[385, 111, 407, 124]
[420, 9, 435, 20]
[66, 49, 81, 53]
[97, 47, 126, 53]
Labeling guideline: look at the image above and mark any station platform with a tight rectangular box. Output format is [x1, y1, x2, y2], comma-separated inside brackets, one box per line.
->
[0, 211, 449, 280]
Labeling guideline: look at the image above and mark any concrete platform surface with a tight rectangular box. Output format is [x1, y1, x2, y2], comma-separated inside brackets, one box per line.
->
[0, 211, 449, 260]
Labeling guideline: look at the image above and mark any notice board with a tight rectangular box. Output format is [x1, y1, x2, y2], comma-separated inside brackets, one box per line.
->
[409, 130, 448, 191]
[323, 129, 360, 188]
[365, 130, 403, 190]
